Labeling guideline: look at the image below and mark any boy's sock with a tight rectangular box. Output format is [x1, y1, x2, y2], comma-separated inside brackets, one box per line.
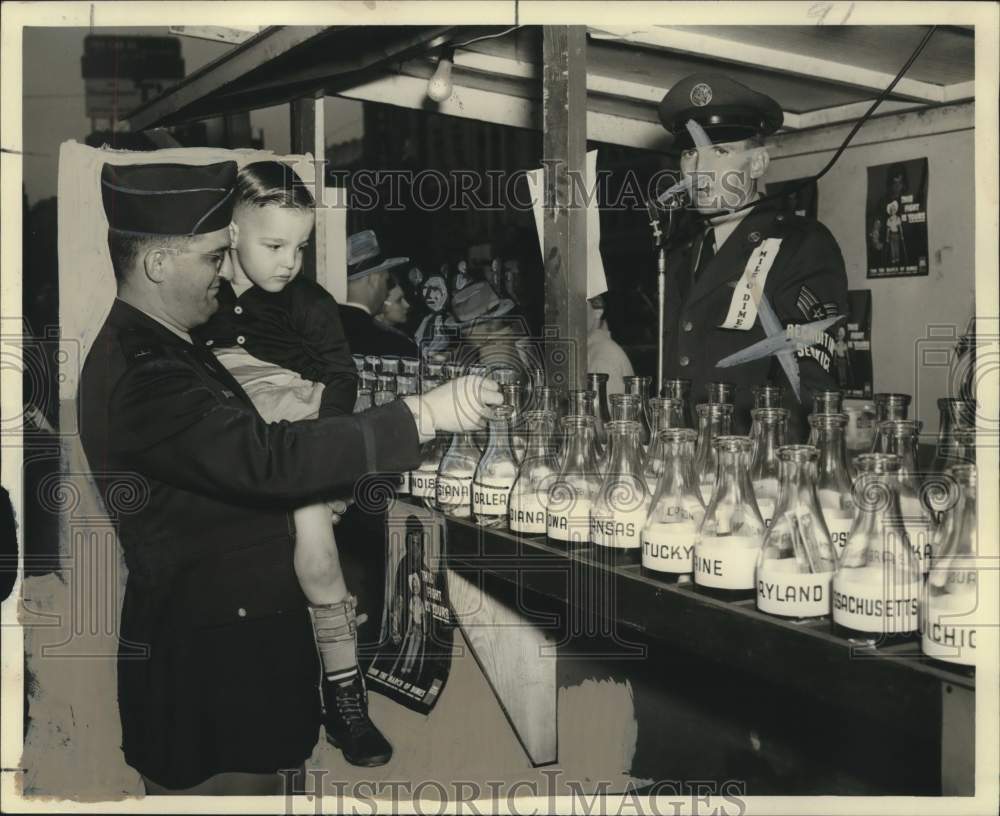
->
[310, 596, 393, 767]
[308, 596, 367, 681]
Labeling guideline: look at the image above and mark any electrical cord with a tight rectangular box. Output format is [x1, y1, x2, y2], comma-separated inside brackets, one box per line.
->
[727, 25, 940, 215]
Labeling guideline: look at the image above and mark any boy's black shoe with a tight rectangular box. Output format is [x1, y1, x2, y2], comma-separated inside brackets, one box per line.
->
[322, 673, 393, 767]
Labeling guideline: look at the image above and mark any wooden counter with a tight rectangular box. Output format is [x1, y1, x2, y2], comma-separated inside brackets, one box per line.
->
[420, 503, 975, 795]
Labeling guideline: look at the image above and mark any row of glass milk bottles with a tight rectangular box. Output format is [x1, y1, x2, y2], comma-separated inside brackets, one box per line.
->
[409, 372, 978, 665]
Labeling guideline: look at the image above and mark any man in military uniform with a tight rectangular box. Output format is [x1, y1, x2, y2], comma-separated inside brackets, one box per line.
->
[78, 161, 500, 794]
[657, 74, 848, 438]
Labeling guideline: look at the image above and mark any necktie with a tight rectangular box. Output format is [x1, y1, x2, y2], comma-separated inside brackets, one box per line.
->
[690, 227, 716, 292]
[697, 227, 716, 278]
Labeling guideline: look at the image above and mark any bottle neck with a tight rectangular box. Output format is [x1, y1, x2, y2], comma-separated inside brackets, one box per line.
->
[774, 457, 819, 514]
[953, 484, 978, 555]
[750, 418, 787, 476]
[624, 378, 649, 400]
[587, 376, 610, 418]
[561, 425, 600, 474]
[450, 430, 480, 449]
[813, 424, 853, 486]
[714, 447, 752, 500]
[937, 400, 974, 443]
[851, 470, 903, 527]
[658, 440, 700, 495]
[813, 392, 843, 414]
[610, 396, 641, 422]
[522, 416, 555, 460]
[877, 400, 910, 421]
[697, 410, 733, 448]
[606, 427, 644, 477]
[568, 394, 596, 417]
[883, 432, 920, 485]
[483, 419, 515, 459]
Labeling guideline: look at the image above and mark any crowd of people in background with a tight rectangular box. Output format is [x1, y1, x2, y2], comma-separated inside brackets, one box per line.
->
[359, 234, 635, 384]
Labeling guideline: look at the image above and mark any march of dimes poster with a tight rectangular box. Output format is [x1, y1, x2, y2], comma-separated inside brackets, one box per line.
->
[866, 158, 929, 278]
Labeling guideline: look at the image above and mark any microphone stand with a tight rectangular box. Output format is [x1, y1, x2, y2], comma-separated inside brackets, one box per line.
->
[646, 199, 674, 398]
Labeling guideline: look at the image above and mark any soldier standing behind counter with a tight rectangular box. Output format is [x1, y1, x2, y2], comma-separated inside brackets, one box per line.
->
[657, 74, 848, 438]
[78, 161, 501, 795]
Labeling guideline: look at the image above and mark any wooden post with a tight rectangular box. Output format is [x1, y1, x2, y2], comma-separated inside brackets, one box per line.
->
[541, 26, 589, 393]
[290, 95, 326, 282]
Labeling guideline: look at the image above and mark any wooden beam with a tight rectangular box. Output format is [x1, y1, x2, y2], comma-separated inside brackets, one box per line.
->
[542, 26, 589, 393]
[782, 99, 922, 131]
[144, 127, 183, 149]
[290, 95, 326, 283]
[766, 101, 973, 161]
[943, 81, 975, 102]
[128, 26, 334, 131]
[453, 48, 665, 105]
[589, 26, 949, 104]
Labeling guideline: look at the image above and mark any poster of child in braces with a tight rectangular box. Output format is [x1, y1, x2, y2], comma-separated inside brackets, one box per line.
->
[866, 157, 929, 278]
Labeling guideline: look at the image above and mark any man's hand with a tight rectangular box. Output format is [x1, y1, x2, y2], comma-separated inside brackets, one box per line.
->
[406, 376, 503, 437]
[327, 498, 351, 525]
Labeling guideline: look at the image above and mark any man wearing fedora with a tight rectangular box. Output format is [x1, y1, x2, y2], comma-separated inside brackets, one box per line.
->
[338, 229, 415, 358]
[657, 73, 848, 439]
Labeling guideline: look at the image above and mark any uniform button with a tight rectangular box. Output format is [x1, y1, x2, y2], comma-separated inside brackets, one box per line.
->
[205, 339, 214, 347]
[236, 335, 246, 345]
[682, 321, 693, 333]
[237, 607, 247, 618]
[234, 305, 243, 315]
[679, 356, 691, 367]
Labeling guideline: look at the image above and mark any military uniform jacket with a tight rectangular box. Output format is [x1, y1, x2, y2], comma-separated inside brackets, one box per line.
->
[662, 202, 848, 438]
[78, 299, 422, 789]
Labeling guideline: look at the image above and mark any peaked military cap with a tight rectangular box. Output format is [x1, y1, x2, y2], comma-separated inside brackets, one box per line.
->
[101, 161, 238, 236]
[658, 73, 783, 151]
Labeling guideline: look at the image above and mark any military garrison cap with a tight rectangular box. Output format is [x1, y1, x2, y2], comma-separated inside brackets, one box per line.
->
[658, 73, 783, 151]
[101, 161, 238, 236]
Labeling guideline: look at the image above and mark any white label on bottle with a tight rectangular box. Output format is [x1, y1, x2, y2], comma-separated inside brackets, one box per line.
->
[825, 513, 854, 555]
[436, 475, 472, 509]
[921, 580, 978, 666]
[832, 567, 920, 633]
[590, 507, 647, 550]
[509, 490, 548, 534]
[902, 522, 934, 574]
[642, 523, 697, 573]
[547, 498, 591, 543]
[694, 535, 761, 589]
[472, 481, 513, 516]
[757, 497, 776, 528]
[398, 470, 411, 494]
[899, 495, 934, 572]
[757, 560, 833, 617]
[410, 469, 437, 499]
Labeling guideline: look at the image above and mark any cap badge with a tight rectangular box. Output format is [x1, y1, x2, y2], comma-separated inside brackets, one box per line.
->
[748, 231, 762, 244]
[690, 83, 713, 107]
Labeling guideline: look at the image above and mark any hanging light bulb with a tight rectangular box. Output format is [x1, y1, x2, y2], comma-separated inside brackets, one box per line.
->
[427, 50, 455, 102]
